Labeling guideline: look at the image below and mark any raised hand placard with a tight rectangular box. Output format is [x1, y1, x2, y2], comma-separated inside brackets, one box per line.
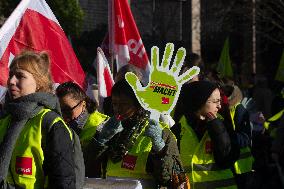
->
[125, 43, 200, 120]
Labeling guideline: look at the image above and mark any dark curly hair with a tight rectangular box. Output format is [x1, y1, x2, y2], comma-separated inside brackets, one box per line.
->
[56, 81, 97, 113]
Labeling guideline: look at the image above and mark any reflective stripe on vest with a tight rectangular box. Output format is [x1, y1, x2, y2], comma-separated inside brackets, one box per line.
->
[106, 121, 167, 180]
[179, 116, 237, 189]
[264, 109, 284, 130]
[230, 104, 254, 174]
[0, 109, 70, 189]
[234, 147, 254, 174]
[79, 111, 108, 146]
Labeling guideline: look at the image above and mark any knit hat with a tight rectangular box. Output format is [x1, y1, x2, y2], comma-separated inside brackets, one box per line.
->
[180, 81, 218, 113]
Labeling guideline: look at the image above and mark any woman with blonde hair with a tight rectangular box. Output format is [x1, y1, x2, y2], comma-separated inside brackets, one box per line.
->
[0, 51, 76, 189]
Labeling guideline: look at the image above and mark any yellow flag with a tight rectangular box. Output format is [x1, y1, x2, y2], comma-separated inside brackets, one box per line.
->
[217, 38, 233, 78]
[275, 49, 284, 82]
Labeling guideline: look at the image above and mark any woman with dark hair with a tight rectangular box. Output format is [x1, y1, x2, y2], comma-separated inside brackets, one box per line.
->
[103, 64, 143, 116]
[92, 79, 183, 188]
[56, 81, 108, 177]
[171, 81, 240, 189]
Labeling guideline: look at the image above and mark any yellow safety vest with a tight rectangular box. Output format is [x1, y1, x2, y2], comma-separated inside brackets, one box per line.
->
[0, 109, 71, 189]
[179, 116, 237, 189]
[79, 111, 108, 147]
[264, 109, 284, 130]
[106, 121, 168, 180]
[230, 104, 254, 174]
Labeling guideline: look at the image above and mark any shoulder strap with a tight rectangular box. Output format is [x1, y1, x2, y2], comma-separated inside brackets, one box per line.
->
[41, 111, 61, 150]
[42, 111, 60, 132]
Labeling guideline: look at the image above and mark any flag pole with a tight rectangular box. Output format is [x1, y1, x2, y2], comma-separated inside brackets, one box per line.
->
[108, 0, 115, 79]
[108, 0, 151, 83]
[252, 0, 256, 74]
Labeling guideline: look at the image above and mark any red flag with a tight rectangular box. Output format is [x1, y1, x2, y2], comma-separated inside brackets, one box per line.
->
[0, 0, 85, 90]
[96, 47, 114, 107]
[109, 0, 150, 83]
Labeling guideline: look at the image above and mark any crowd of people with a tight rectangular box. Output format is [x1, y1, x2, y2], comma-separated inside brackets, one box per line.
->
[0, 50, 283, 189]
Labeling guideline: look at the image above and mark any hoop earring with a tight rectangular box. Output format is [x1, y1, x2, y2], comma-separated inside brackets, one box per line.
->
[82, 101, 87, 112]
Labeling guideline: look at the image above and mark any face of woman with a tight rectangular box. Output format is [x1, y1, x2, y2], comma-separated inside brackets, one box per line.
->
[112, 93, 139, 120]
[59, 94, 85, 123]
[199, 89, 221, 118]
[7, 69, 37, 100]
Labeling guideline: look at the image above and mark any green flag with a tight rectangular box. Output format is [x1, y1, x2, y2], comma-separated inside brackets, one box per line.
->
[217, 38, 233, 78]
[275, 49, 284, 82]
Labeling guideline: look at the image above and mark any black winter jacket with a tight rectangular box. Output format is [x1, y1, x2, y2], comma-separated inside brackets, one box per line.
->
[44, 121, 76, 189]
[232, 104, 252, 147]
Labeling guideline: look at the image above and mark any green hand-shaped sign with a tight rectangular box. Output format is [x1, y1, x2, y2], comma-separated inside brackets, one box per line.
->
[125, 43, 200, 120]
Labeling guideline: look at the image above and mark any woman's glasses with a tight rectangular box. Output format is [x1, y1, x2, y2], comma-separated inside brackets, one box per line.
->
[207, 99, 221, 104]
[61, 100, 83, 114]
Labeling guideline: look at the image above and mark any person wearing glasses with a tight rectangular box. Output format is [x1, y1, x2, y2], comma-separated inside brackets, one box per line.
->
[171, 81, 240, 189]
[56, 81, 108, 178]
[0, 51, 76, 189]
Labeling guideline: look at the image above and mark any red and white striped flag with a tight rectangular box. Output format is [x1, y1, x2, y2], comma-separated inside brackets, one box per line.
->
[96, 47, 114, 108]
[0, 0, 86, 96]
[109, 0, 150, 83]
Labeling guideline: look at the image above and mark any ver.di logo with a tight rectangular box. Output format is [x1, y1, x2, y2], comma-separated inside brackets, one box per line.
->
[125, 43, 200, 120]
